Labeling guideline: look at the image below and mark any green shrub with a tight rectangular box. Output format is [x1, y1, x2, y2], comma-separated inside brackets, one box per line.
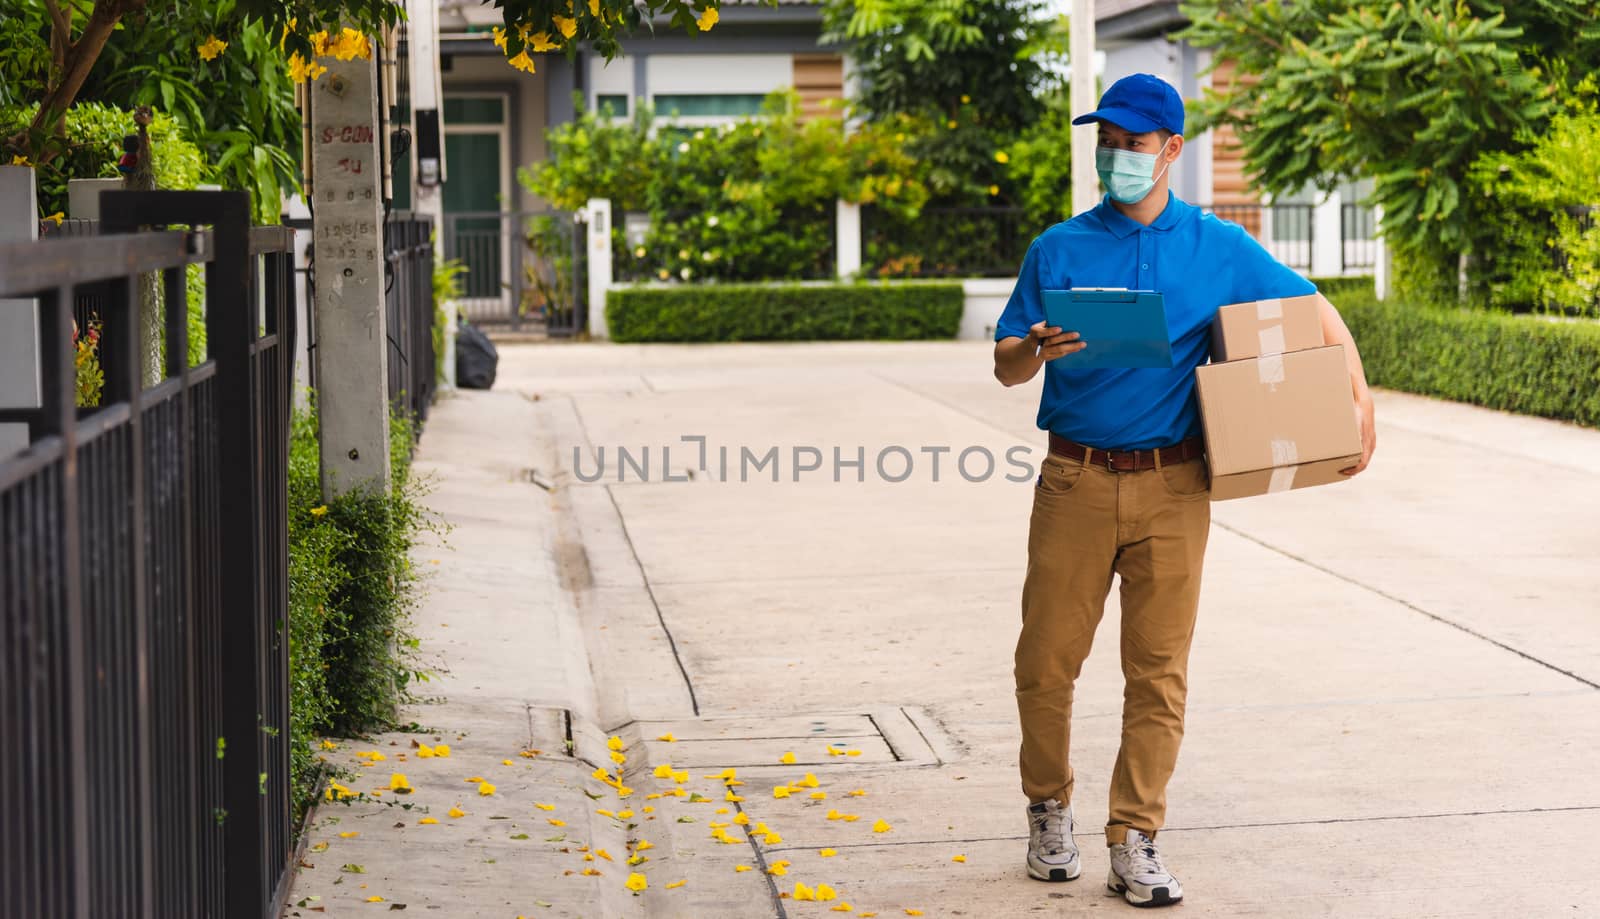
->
[1340, 291, 1600, 427]
[0, 102, 206, 219]
[286, 397, 436, 822]
[606, 281, 964, 342]
[1311, 275, 1376, 303]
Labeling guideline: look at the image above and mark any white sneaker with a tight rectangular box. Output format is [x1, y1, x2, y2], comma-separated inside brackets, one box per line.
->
[1025, 800, 1081, 882]
[1107, 829, 1183, 907]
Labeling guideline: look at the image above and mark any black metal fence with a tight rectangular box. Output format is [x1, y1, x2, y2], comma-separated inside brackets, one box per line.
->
[384, 215, 436, 425]
[1, 191, 296, 919]
[441, 209, 587, 335]
[1200, 202, 1316, 273]
[1341, 202, 1379, 273]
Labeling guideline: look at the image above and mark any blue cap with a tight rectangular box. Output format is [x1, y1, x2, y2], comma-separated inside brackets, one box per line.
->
[1071, 73, 1185, 136]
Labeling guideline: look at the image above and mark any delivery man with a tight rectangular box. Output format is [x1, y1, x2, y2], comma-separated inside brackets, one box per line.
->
[992, 73, 1377, 908]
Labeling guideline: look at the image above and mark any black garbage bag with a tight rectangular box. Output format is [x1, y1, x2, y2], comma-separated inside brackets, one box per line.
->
[456, 321, 498, 390]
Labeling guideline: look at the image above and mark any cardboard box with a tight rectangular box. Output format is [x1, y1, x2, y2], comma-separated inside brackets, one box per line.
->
[1211, 293, 1324, 362]
[1195, 345, 1362, 501]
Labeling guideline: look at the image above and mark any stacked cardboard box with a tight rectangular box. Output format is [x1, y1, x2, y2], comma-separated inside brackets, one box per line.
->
[1195, 294, 1362, 501]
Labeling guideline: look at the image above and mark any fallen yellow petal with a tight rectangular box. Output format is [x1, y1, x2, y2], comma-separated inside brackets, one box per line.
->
[478, 782, 497, 796]
[754, 823, 771, 834]
[610, 751, 627, 765]
[820, 848, 838, 857]
[595, 848, 614, 861]
[827, 809, 843, 820]
[657, 732, 676, 742]
[434, 744, 451, 757]
[832, 906, 853, 913]
[582, 867, 602, 876]
[872, 819, 891, 833]
[467, 776, 485, 784]
[535, 803, 556, 811]
[735, 865, 753, 873]
[794, 882, 815, 901]
[449, 806, 466, 818]
[416, 744, 434, 758]
[389, 774, 411, 791]
[643, 805, 656, 813]
[780, 751, 797, 764]
[764, 832, 783, 845]
[952, 854, 967, 863]
[810, 791, 827, 800]
[846, 750, 862, 757]
[725, 779, 745, 787]
[617, 810, 634, 819]
[548, 818, 566, 827]
[646, 793, 664, 800]
[767, 864, 788, 876]
[666, 879, 687, 889]
[596, 809, 616, 818]
[627, 854, 646, 866]
[773, 787, 791, 799]
[653, 764, 674, 779]
[624, 872, 647, 891]
[583, 854, 595, 862]
[365, 895, 384, 902]
[715, 807, 730, 814]
[842, 815, 861, 822]
[636, 840, 655, 851]
[905, 911, 924, 917]
[607, 735, 624, 752]
[617, 786, 634, 798]
[797, 773, 821, 788]
[339, 831, 359, 838]
[503, 759, 515, 766]
[672, 771, 689, 784]
[726, 792, 745, 802]
[733, 813, 750, 826]
[848, 790, 868, 797]
[418, 817, 439, 825]
[816, 883, 838, 901]
[320, 740, 337, 751]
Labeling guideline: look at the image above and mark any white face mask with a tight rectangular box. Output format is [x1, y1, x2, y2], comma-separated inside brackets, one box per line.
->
[1095, 135, 1175, 204]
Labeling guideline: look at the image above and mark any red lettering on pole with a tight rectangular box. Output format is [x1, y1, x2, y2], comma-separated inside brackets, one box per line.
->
[320, 125, 375, 144]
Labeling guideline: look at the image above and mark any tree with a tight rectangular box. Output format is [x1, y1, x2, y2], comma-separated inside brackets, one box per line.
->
[2, 0, 743, 166]
[1179, 0, 1600, 299]
[822, 0, 1053, 133]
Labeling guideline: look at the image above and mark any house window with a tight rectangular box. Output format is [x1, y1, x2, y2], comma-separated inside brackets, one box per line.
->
[596, 94, 629, 116]
[444, 97, 506, 126]
[652, 94, 767, 118]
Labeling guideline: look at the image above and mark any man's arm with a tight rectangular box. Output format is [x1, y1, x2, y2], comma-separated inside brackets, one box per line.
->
[994, 323, 1084, 386]
[1316, 294, 1377, 476]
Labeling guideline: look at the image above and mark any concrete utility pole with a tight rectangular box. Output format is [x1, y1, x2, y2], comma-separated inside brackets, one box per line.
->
[1071, 0, 1098, 217]
[0, 166, 40, 459]
[309, 47, 392, 498]
[406, 0, 455, 386]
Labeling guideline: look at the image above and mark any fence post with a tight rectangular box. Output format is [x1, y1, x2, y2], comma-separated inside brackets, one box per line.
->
[310, 50, 392, 498]
[586, 198, 612, 339]
[1373, 205, 1390, 301]
[836, 200, 862, 280]
[1311, 190, 1342, 277]
[0, 166, 40, 458]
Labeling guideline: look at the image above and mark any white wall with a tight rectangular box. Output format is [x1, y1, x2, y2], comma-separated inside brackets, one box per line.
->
[646, 53, 794, 96]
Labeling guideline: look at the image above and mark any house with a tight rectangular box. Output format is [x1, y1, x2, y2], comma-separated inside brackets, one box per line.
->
[1097, 0, 1378, 278]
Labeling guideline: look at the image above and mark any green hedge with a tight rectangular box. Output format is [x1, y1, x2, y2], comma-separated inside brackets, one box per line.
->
[1339, 291, 1600, 427]
[1310, 275, 1376, 302]
[606, 281, 965, 343]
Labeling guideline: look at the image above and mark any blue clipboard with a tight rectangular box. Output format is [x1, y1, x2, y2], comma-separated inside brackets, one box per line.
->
[1041, 289, 1173, 369]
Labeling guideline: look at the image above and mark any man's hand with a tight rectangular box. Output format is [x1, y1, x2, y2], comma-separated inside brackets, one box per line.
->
[1029, 321, 1085, 361]
[1340, 393, 1376, 476]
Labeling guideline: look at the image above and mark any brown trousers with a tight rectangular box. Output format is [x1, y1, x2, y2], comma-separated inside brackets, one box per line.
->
[1015, 447, 1211, 845]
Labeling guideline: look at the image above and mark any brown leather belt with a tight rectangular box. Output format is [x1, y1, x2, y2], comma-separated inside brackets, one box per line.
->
[1048, 434, 1205, 473]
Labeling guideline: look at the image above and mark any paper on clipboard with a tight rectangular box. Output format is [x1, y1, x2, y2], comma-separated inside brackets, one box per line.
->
[1040, 288, 1174, 369]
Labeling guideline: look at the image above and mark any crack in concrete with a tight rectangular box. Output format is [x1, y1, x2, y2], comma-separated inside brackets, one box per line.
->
[734, 801, 790, 919]
[1213, 521, 1600, 692]
[603, 480, 702, 716]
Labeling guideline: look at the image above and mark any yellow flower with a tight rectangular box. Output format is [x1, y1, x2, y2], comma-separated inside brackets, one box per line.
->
[994, 150, 1010, 164]
[809, 791, 827, 800]
[416, 744, 434, 758]
[961, 94, 972, 103]
[331, 27, 371, 61]
[643, 805, 655, 814]
[624, 872, 647, 891]
[529, 31, 560, 52]
[819, 848, 837, 857]
[767, 863, 788, 876]
[697, 7, 719, 30]
[582, 867, 601, 876]
[816, 883, 838, 901]
[595, 848, 614, 861]
[320, 739, 337, 750]
[617, 785, 634, 798]
[309, 505, 328, 517]
[478, 781, 496, 796]
[508, 51, 536, 73]
[733, 812, 749, 825]
[588, 0, 600, 14]
[842, 814, 861, 822]
[848, 789, 868, 797]
[535, 803, 555, 811]
[617, 810, 634, 819]
[831, 906, 853, 914]
[827, 809, 842, 820]
[779, 751, 796, 764]
[365, 896, 384, 903]
[989, 185, 1001, 196]
[517, 749, 535, 758]
[846, 750, 861, 757]
[794, 882, 815, 901]
[358, 750, 385, 762]
[548, 818, 565, 827]
[763, 832, 782, 845]
[952, 854, 967, 862]
[905, 911, 924, 917]
[666, 879, 686, 889]
[466, 776, 485, 783]
[656, 732, 676, 742]
[671, 771, 689, 784]
[872, 819, 891, 833]
[492, 26, 508, 50]
[338, 831, 359, 838]
[645, 793, 663, 800]
[596, 809, 616, 818]
[773, 787, 790, 799]
[607, 735, 624, 752]
[635, 840, 654, 851]
[946, 119, 958, 129]
[502, 758, 515, 766]
[449, 805, 466, 818]
[198, 35, 228, 61]
[11, 154, 33, 166]
[389, 774, 411, 792]
[411, 816, 436, 825]
[797, 773, 820, 788]
[609, 751, 626, 765]
[735, 865, 753, 873]
[725, 790, 745, 803]
[553, 14, 578, 38]
[433, 743, 450, 757]
[827, 745, 846, 757]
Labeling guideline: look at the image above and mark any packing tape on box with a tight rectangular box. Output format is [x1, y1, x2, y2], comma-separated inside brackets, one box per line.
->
[1268, 438, 1299, 494]
[1258, 351, 1286, 385]
[1256, 298, 1283, 321]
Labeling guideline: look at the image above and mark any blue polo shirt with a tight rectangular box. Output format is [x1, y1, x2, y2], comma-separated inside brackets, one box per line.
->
[995, 192, 1316, 450]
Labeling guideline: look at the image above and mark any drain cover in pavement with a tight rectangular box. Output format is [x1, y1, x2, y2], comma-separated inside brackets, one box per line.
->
[622, 707, 952, 768]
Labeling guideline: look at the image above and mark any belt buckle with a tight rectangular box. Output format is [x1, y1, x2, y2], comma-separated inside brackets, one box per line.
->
[1105, 450, 1128, 473]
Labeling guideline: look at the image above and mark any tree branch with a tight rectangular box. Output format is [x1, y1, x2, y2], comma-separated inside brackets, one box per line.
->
[18, 0, 138, 165]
